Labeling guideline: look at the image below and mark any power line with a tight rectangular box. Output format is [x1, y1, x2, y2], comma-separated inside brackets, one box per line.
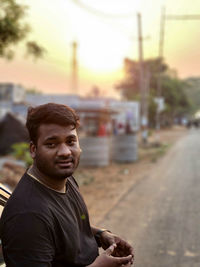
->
[69, 0, 140, 43]
[70, 1, 152, 45]
[72, 0, 135, 19]
[68, 0, 143, 41]
[166, 15, 200, 20]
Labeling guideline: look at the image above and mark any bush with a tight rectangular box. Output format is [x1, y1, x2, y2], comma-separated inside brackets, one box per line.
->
[11, 142, 33, 167]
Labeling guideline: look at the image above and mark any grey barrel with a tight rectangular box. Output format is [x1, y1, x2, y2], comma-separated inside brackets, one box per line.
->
[79, 137, 110, 167]
[111, 134, 138, 163]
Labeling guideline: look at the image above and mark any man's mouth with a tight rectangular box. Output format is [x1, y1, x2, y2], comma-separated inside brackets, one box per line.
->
[55, 159, 73, 168]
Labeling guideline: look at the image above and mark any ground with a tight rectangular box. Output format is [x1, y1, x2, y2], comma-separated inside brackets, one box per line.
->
[75, 126, 187, 225]
[0, 126, 187, 226]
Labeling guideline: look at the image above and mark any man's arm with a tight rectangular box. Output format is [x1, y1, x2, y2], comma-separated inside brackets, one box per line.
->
[91, 226, 109, 245]
[91, 226, 105, 236]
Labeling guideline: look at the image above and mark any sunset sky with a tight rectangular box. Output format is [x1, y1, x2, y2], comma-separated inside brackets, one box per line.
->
[1, 0, 200, 97]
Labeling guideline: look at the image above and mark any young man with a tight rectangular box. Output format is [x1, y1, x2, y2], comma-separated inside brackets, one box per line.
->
[0, 103, 134, 266]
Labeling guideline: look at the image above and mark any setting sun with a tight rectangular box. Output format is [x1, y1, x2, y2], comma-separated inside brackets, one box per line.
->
[1, 0, 200, 95]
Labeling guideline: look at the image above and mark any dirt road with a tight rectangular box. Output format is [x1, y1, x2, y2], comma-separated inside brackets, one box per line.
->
[100, 128, 200, 267]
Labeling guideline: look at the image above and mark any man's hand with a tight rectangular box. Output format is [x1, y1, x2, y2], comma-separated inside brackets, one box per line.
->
[100, 231, 134, 264]
[87, 244, 133, 267]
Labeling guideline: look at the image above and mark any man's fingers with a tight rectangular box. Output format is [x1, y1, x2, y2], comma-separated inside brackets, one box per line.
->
[105, 243, 133, 265]
[128, 246, 134, 256]
[118, 255, 133, 265]
[105, 244, 117, 256]
[116, 239, 134, 257]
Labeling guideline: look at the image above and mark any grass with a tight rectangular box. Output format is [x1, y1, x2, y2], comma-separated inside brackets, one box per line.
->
[150, 143, 171, 162]
[139, 143, 171, 163]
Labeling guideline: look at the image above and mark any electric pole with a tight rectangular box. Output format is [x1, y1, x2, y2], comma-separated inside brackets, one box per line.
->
[155, 6, 166, 141]
[137, 13, 148, 144]
[71, 41, 78, 94]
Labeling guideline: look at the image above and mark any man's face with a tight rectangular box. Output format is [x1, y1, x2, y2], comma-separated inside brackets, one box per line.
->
[30, 124, 81, 179]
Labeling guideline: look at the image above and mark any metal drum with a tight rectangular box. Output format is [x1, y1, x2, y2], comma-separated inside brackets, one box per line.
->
[79, 137, 110, 166]
[111, 134, 138, 163]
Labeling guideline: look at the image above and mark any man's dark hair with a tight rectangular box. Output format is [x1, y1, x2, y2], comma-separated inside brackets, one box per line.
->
[26, 103, 80, 144]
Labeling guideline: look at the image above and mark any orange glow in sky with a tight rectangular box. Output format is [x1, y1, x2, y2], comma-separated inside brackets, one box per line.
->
[1, 0, 200, 97]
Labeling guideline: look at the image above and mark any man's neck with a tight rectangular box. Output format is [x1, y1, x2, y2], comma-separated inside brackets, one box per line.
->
[28, 165, 67, 193]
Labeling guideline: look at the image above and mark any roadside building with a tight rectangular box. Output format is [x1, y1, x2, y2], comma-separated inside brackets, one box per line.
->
[0, 83, 25, 119]
[26, 93, 80, 110]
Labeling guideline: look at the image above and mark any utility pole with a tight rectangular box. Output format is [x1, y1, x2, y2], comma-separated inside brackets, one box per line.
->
[71, 41, 78, 94]
[144, 69, 151, 125]
[155, 7, 166, 142]
[137, 13, 148, 144]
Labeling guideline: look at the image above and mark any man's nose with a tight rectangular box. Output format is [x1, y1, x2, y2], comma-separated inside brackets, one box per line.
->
[57, 144, 71, 157]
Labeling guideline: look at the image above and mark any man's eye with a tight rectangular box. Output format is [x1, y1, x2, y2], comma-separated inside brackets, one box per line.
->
[46, 143, 56, 148]
[68, 140, 76, 146]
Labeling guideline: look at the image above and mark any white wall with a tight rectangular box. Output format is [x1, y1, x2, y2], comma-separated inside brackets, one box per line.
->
[12, 85, 25, 103]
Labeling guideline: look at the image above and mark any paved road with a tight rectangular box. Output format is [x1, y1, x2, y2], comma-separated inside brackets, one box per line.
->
[101, 129, 200, 267]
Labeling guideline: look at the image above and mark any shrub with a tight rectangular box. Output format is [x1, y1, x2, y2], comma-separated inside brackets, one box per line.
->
[11, 142, 32, 167]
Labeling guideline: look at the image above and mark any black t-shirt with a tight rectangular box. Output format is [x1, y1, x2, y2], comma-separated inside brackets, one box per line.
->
[0, 173, 99, 267]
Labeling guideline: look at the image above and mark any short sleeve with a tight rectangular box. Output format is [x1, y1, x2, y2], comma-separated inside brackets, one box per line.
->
[1, 212, 55, 266]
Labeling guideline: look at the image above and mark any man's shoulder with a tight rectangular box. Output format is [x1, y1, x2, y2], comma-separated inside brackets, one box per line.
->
[1, 173, 51, 222]
[68, 175, 79, 189]
[8, 172, 48, 203]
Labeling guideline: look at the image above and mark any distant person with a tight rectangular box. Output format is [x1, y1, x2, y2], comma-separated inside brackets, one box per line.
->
[117, 122, 125, 135]
[186, 120, 191, 129]
[125, 120, 133, 134]
[0, 103, 134, 266]
[193, 120, 199, 128]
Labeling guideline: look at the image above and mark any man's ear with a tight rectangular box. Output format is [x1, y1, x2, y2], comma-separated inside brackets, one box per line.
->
[30, 141, 36, 159]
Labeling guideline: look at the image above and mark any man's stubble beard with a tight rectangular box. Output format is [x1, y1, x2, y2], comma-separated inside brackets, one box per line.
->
[35, 154, 80, 180]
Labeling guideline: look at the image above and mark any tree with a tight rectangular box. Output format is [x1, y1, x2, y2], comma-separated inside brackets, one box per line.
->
[0, 0, 45, 60]
[116, 57, 191, 127]
[25, 86, 42, 94]
[116, 57, 168, 100]
[161, 76, 191, 124]
[182, 77, 200, 114]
